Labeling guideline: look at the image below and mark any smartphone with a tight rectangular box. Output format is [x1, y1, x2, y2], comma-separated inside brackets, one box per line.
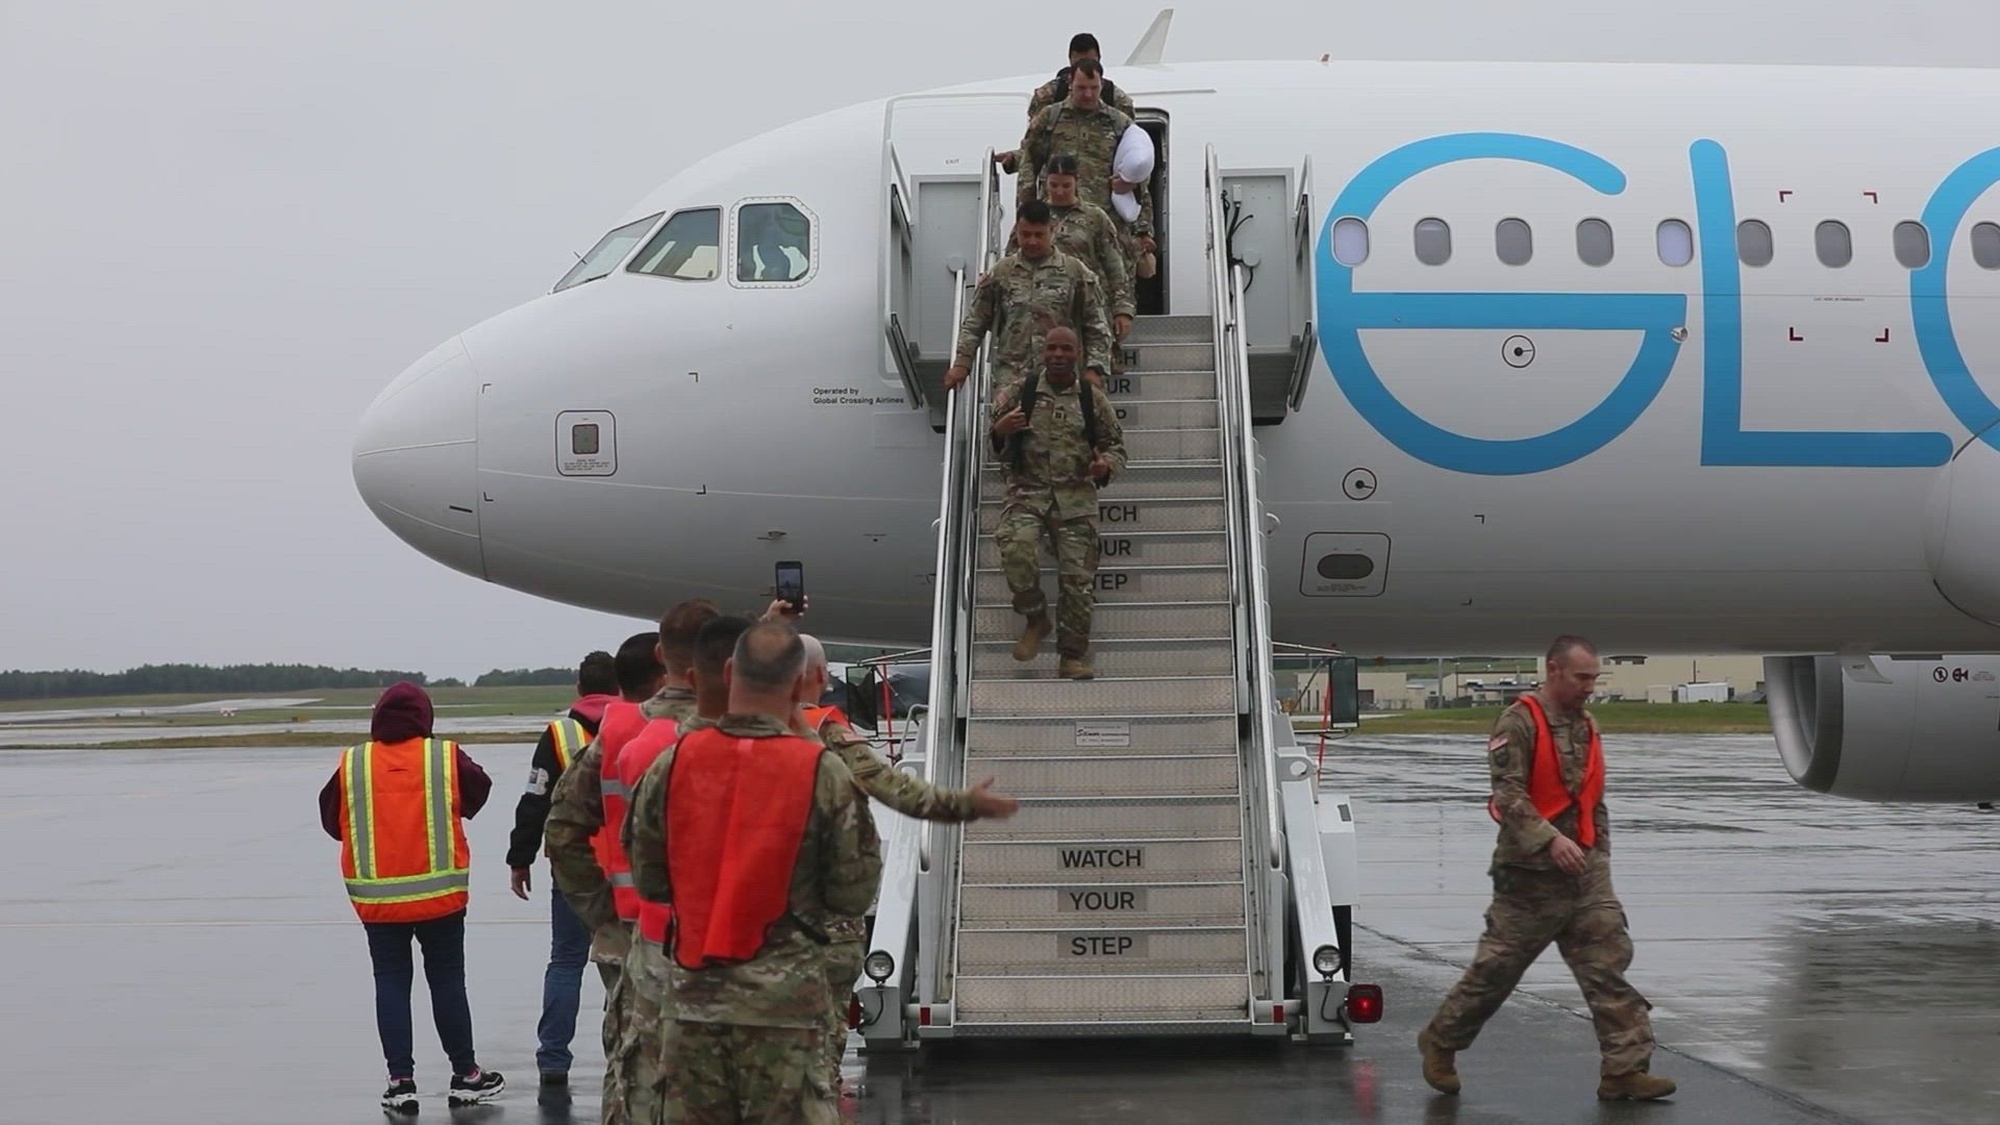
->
[775, 560, 805, 613]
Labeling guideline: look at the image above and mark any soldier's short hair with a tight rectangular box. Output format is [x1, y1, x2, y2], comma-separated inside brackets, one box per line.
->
[1046, 153, 1080, 177]
[732, 620, 806, 690]
[1069, 33, 1101, 57]
[577, 650, 618, 697]
[693, 615, 755, 683]
[613, 632, 663, 698]
[1018, 199, 1053, 226]
[1546, 635, 1598, 667]
[1071, 56, 1104, 80]
[659, 599, 722, 670]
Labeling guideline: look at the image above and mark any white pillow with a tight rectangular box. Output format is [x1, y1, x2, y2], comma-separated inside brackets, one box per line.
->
[1114, 123, 1155, 184]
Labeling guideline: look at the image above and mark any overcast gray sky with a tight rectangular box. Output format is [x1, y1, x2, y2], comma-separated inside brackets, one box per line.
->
[2, 1, 1994, 678]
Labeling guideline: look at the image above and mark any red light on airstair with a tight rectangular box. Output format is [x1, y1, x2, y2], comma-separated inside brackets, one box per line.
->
[1271, 1003, 1285, 1025]
[847, 994, 862, 1030]
[918, 1005, 933, 1026]
[1346, 984, 1385, 1024]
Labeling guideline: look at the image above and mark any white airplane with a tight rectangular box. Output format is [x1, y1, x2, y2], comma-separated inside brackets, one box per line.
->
[354, 39, 2000, 803]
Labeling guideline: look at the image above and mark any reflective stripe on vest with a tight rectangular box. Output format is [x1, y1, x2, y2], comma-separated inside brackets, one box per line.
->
[608, 717, 681, 920]
[664, 730, 823, 970]
[1486, 695, 1606, 848]
[548, 718, 591, 772]
[339, 739, 470, 922]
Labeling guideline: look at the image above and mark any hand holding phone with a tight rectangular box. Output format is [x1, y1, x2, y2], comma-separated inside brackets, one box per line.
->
[775, 560, 806, 615]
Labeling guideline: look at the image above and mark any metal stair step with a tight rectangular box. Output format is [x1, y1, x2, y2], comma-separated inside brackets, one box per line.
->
[964, 797, 1241, 842]
[978, 497, 1226, 534]
[1102, 371, 1216, 402]
[956, 926, 1249, 975]
[1123, 314, 1213, 344]
[1125, 342, 1215, 371]
[974, 566, 1230, 605]
[1125, 427, 1221, 461]
[981, 464, 1224, 501]
[973, 602, 1233, 644]
[969, 638, 1232, 680]
[958, 881, 1249, 928]
[968, 673, 1235, 714]
[955, 754, 1240, 799]
[977, 530, 1229, 569]
[964, 714, 1239, 756]
[1105, 399, 1219, 431]
[960, 837, 1244, 883]
[950, 975, 1249, 1024]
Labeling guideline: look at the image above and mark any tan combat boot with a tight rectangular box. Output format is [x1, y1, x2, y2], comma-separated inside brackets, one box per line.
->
[1417, 1029, 1460, 1095]
[1597, 1072, 1676, 1101]
[1058, 656, 1094, 680]
[1013, 613, 1051, 662]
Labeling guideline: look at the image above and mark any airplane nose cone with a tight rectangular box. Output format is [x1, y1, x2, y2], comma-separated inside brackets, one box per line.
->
[352, 336, 484, 579]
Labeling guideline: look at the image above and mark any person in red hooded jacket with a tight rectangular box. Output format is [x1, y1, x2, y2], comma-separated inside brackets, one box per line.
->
[320, 681, 503, 1113]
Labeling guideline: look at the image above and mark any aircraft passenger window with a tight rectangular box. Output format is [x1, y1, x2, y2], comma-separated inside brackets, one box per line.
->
[1736, 220, 1774, 267]
[1971, 222, 2000, 269]
[627, 208, 721, 280]
[1495, 218, 1532, 266]
[1576, 219, 1614, 267]
[553, 213, 662, 293]
[736, 202, 812, 283]
[1414, 218, 1451, 265]
[1656, 220, 1694, 267]
[1815, 221, 1853, 268]
[1331, 218, 1370, 266]
[1893, 222, 1932, 269]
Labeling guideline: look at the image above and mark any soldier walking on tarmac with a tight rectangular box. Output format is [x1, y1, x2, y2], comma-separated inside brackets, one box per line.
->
[1418, 635, 1677, 1102]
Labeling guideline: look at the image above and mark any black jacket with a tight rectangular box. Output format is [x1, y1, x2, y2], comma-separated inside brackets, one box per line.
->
[504, 699, 609, 869]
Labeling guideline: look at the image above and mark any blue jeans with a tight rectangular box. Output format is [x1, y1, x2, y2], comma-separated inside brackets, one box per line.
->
[363, 910, 478, 1080]
[535, 884, 592, 1074]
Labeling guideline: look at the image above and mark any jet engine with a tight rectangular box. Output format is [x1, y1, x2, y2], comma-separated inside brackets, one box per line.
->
[1764, 655, 2000, 802]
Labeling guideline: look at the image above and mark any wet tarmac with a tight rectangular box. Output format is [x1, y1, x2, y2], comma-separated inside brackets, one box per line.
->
[0, 734, 1994, 1123]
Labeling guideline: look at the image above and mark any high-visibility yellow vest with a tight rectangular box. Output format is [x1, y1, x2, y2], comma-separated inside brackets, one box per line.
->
[548, 717, 591, 772]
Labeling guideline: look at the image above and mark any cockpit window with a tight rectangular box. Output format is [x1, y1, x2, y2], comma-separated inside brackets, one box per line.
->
[627, 209, 721, 281]
[553, 213, 661, 293]
[735, 201, 813, 283]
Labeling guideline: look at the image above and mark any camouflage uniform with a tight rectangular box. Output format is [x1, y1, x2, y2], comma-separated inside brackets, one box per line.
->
[1018, 99, 1155, 265]
[546, 684, 697, 1125]
[953, 249, 1113, 396]
[1423, 695, 1655, 1078]
[991, 372, 1127, 660]
[1050, 201, 1133, 321]
[628, 712, 881, 1125]
[808, 715, 982, 1088]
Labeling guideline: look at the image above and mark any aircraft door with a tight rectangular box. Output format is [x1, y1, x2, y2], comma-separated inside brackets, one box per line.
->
[882, 145, 987, 431]
[1218, 158, 1318, 423]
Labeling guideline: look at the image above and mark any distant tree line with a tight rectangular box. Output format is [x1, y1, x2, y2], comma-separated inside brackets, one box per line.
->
[471, 667, 577, 688]
[0, 663, 433, 701]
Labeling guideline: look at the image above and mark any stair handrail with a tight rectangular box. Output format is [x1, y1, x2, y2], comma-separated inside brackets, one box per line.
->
[918, 148, 999, 879]
[1206, 145, 1285, 875]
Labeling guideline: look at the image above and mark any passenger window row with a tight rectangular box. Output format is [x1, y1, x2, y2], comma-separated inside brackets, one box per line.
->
[552, 201, 815, 292]
[1328, 216, 2000, 271]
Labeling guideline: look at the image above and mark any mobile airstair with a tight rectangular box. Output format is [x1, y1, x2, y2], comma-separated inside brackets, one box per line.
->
[859, 146, 1368, 1045]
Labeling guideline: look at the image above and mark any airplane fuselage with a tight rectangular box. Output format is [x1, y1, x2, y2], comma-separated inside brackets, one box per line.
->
[354, 60, 2000, 656]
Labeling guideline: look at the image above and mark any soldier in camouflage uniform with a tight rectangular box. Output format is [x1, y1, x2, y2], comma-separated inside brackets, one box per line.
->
[945, 199, 1112, 399]
[1419, 636, 1677, 1103]
[1017, 57, 1156, 272]
[990, 327, 1126, 680]
[793, 636, 1022, 1088]
[1042, 153, 1134, 378]
[545, 646, 694, 1125]
[629, 622, 881, 1125]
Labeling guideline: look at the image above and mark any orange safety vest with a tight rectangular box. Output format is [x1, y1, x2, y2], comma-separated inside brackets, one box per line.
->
[616, 717, 684, 943]
[1487, 694, 1606, 848]
[801, 704, 849, 737]
[337, 738, 472, 923]
[547, 717, 591, 772]
[664, 728, 824, 970]
[595, 701, 652, 913]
